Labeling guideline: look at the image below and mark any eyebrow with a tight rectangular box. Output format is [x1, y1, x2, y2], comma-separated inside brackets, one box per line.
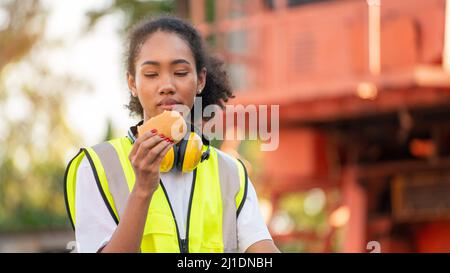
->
[140, 59, 191, 66]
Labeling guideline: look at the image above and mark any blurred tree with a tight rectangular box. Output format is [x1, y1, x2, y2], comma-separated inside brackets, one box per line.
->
[0, 0, 85, 231]
[85, 0, 180, 33]
[0, 0, 42, 72]
[103, 118, 116, 142]
[0, 0, 188, 233]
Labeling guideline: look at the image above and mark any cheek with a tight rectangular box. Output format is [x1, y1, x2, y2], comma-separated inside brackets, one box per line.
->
[179, 78, 198, 105]
[134, 76, 157, 112]
[135, 77, 155, 98]
[135, 74, 149, 90]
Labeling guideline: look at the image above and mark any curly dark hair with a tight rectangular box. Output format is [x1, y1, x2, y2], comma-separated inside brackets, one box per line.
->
[125, 15, 234, 120]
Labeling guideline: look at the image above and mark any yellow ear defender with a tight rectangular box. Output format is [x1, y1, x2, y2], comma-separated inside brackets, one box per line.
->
[128, 120, 210, 173]
[160, 131, 211, 173]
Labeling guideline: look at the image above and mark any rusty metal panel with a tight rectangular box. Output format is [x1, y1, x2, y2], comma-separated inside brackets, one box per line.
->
[391, 171, 450, 222]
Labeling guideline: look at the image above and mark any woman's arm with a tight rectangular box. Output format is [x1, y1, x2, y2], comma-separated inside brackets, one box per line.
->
[245, 240, 281, 253]
[100, 131, 172, 253]
[99, 185, 154, 252]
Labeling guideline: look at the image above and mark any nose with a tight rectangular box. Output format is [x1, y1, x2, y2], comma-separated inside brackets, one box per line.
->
[158, 75, 176, 95]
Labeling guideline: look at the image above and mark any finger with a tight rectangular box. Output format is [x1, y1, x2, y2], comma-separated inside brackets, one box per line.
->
[144, 139, 172, 165]
[144, 139, 171, 165]
[129, 130, 156, 158]
[135, 134, 166, 161]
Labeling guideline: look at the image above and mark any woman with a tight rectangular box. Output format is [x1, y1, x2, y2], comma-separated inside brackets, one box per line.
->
[64, 15, 279, 253]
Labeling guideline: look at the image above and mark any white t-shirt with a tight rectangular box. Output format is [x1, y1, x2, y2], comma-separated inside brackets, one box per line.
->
[74, 156, 272, 253]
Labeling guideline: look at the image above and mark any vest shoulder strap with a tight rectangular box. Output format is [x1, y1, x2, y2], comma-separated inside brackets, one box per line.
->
[214, 148, 249, 217]
[64, 140, 127, 230]
[90, 141, 130, 220]
[64, 149, 84, 230]
[235, 158, 249, 216]
[214, 148, 249, 252]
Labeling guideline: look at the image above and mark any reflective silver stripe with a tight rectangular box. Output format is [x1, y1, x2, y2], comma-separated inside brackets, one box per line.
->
[92, 142, 130, 220]
[216, 149, 241, 253]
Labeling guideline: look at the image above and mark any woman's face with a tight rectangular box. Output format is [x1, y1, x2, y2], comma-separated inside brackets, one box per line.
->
[127, 31, 206, 120]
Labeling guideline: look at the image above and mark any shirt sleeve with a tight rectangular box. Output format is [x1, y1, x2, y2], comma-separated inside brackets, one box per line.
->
[75, 157, 116, 253]
[237, 179, 273, 253]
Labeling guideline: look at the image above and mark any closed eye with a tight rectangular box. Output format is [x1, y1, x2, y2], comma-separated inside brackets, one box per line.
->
[175, 71, 188, 77]
[144, 73, 158, 78]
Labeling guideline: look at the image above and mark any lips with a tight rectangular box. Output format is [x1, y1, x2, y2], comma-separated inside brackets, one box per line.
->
[157, 98, 181, 106]
[157, 98, 183, 111]
[159, 104, 177, 110]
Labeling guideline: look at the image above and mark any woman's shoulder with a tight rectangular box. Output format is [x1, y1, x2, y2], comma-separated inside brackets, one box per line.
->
[212, 147, 247, 171]
[68, 138, 122, 171]
[80, 137, 132, 155]
[212, 147, 235, 161]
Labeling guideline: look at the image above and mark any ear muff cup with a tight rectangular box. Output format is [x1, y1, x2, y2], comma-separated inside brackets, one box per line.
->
[160, 131, 208, 173]
[177, 132, 204, 173]
[160, 144, 178, 173]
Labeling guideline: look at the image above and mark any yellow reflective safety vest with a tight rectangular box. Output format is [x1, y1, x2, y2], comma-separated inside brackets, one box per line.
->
[64, 137, 248, 253]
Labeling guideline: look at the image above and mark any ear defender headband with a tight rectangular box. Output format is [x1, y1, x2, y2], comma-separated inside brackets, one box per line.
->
[159, 123, 211, 173]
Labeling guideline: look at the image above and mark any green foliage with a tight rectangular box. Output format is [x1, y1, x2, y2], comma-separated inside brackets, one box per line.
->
[205, 0, 215, 23]
[238, 140, 264, 178]
[0, 162, 69, 231]
[278, 192, 328, 235]
[0, 0, 84, 232]
[85, 0, 176, 33]
[274, 189, 344, 252]
[103, 118, 116, 142]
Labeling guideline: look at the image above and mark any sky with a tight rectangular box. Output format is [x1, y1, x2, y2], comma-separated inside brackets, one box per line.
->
[42, 0, 135, 147]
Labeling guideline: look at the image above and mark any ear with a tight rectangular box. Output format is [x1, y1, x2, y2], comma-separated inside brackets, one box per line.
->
[197, 67, 207, 93]
[127, 72, 138, 97]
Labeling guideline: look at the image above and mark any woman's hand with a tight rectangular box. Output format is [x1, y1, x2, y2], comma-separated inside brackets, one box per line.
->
[128, 130, 173, 195]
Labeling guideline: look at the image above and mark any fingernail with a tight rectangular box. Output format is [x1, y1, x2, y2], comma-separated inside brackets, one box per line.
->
[159, 134, 165, 138]
[165, 137, 172, 142]
[151, 129, 157, 133]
